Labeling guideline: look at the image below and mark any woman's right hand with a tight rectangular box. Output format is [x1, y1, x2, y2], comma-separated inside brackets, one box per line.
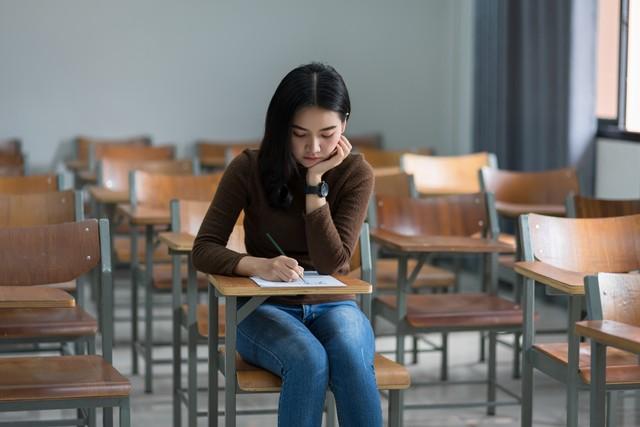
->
[255, 256, 304, 282]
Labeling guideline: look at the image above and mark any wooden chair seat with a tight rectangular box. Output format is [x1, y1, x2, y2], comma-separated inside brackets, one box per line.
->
[534, 342, 640, 384]
[376, 294, 523, 328]
[374, 259, 455, 290]
[0, 307, 97, 338]
[140, 264, 209, 291]
[225, 350, 410, 393]
[181, 304, 226, 337]
[0, 355, 131, 402]
[113, 237, 171, 263]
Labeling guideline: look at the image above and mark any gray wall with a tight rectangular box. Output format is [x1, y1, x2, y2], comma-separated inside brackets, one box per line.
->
[0, 0, 474, 170]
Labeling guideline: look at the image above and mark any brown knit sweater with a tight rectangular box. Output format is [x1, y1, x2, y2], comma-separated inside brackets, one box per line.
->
[192, 148, 374, 305]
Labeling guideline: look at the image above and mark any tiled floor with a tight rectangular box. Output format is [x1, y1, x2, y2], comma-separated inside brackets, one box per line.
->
[4, 271, 640, 426]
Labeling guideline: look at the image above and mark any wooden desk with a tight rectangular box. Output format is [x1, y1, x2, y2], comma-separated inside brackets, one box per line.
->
[0, 286, 75, 308]
[117, 203, 170, 388]
[208, 274, 371, 427]
[88, 186, 129, 205]
[77, 170, 97, 184]
[495, 201, 565, 219]
[199, 155, 227, 169]
[64, 159, 88, 172]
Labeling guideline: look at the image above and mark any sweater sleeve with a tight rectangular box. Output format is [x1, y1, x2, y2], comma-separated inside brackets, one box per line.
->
[304, 157, 374, 274]
[192, 153, 250, 275]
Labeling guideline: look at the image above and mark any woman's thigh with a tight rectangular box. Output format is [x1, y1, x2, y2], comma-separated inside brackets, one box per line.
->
[236, 303, 328, 377]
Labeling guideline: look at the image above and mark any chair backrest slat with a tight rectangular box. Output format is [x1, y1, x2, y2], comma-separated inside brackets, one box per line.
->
[522, 213, 640, 273]
[0, 174, 61, 194]
[0, 219, 100, 285]
[401, 152, 495, 195]
[75, 135, 151, 163]
[132, 171, 223, 208]
[569, 194, 640, 218]
[585, 273, 640, 325]
[0, 190, 80, 226]
[481, 167, 579, 205]
[99, 158, 196, 191]
[375, 193, 489, 237]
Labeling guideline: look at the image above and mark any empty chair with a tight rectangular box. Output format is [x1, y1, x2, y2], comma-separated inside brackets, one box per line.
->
[576, 273, 640, 427]
[70, 134, 151, 171]
[0, 219, 131, 426]
[347, 133, 383, 149]
[0, 138, 22, 156]
[357, 147, 432, 169]
[515, 213, 640, 427]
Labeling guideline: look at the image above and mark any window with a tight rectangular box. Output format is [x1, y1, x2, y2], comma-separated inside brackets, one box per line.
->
[597, 0, 640, 136]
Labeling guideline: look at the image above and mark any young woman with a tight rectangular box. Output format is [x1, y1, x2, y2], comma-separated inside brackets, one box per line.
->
[192, 63, 381, 427]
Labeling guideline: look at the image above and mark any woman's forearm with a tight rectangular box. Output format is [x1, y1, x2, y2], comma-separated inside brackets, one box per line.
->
[233, 256, 267, 277]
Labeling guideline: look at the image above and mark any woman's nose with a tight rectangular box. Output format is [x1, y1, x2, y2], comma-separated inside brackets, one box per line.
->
[307, 137, 321, 153]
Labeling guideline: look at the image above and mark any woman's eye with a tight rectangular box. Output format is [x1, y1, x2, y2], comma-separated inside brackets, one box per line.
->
[321, 133, 334, 139]
[293, 132, 306, 138]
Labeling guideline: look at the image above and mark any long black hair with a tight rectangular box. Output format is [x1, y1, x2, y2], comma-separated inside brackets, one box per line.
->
[258, 63, 351, 209]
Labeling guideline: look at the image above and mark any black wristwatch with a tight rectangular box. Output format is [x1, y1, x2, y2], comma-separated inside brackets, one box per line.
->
[304, 181, 329, 198]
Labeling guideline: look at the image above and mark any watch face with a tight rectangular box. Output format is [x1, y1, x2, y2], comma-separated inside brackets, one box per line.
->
[319, 181, 329, 197]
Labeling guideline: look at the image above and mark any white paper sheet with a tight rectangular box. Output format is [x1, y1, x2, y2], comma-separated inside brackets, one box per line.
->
[250, 271, 346, 288]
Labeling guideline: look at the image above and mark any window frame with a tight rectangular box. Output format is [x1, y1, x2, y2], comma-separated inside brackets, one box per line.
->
[597, 0, 640, 140]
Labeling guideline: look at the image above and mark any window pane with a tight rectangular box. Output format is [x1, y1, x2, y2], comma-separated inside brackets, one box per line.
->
[626, 0, 640, 131]
[596, 0, 620, 119]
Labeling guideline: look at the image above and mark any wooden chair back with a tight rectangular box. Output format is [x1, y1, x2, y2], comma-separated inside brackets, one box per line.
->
[584, 273, 640, 325]
[98, 158, 197, 191]
[375, 193, 493, 237]
[0, 190, 82, 227]
[567, 194, 640, 218]
[91, 144, 174, 168]
[358, 147, 433, 169]
[131, 171, 223, 209]
[401, 152, 496, 195]
[0, 174, 62, 194]
[75, 135, 151, 164]
[0, 218, 114, 359]
[171, 199, 245, 253]
[197, 140, 260, 167]
[0, 138, 22, 156]
[480, 167, 579, 205]
[520, 213, 640, 273]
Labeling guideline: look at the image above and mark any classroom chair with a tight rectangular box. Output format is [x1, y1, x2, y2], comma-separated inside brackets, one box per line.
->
[127, 171, 222, 392]
[371, 192, 521, 415]
[515, 213, 640, 427]
[0, 219, 131, 427]
[479, 166, 579, 377]
[166, 199, 244, 427]
[576, 273, 640, 427]
[369, 171, 455, 373]
[209, 222, 410, 426]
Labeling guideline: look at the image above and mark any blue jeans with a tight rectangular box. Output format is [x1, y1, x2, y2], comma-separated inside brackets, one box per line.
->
[236, 300, 382, 427]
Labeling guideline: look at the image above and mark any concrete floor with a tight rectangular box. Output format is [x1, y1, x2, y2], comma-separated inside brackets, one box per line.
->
[3, 271, 640, 426]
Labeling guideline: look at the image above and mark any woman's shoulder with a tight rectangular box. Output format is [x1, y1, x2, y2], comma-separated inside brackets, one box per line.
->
[225, 148, 259, 174]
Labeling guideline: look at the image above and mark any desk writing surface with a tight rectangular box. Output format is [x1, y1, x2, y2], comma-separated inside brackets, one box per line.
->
[158, 232, 194, 252]
[116, 204, 170, 225]
[575, 320, 640, 354]
[495, 201, 565, 219]
[514, 261, 586, 295]
[209, 274, 371, 297]
[199, 155, 226, 168]
[0, 286, 75, 308]
[370, 228, 515, 254]
[88, 186, 128, 204]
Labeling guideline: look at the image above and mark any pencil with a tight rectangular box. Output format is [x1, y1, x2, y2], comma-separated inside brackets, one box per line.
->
[266, 233, 307, 283]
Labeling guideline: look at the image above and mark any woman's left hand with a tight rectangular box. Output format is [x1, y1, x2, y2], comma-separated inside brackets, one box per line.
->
[307, 135, 352, 182]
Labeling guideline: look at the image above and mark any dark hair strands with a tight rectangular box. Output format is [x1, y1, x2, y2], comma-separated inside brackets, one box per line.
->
[258, 63, 351, 209]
